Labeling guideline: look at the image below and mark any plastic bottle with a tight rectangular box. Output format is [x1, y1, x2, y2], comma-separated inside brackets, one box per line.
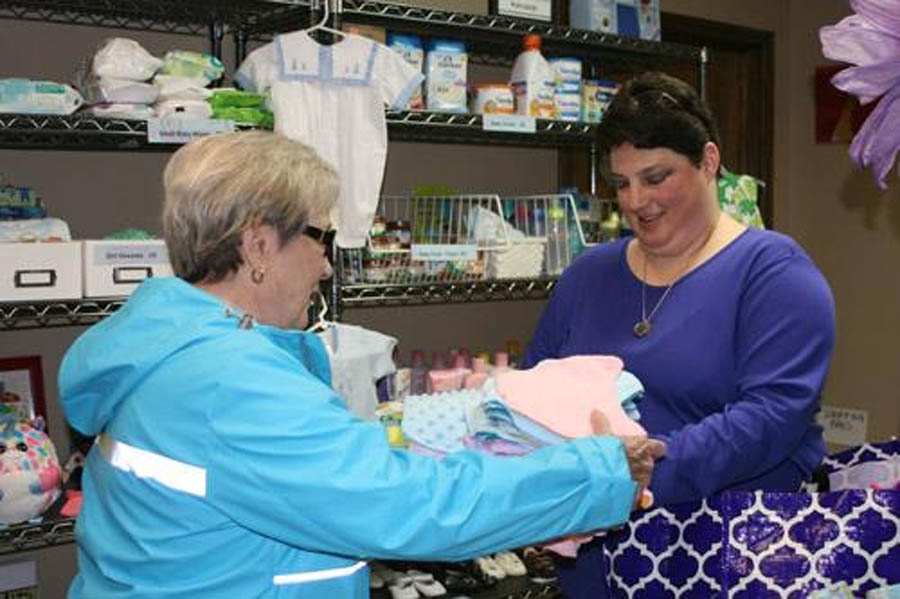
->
[410, 349, 428, 395]
[509, 34, 556, 118]
[505, 340, 522, 368]
[546, 197, 569, 275]
[464, 357, 490, 389]
[494, 351, 511, 372]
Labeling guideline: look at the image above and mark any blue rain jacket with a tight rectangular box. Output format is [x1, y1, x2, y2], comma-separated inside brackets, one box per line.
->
[60, 277, 637, 599]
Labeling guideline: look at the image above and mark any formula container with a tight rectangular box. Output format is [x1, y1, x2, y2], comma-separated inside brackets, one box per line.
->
[425, 39, 468, 113]
[568, 0, 616, 33]
[472, 84, 514, 114]
[581, 78, 619, 123]
[387, 32, 425, 109]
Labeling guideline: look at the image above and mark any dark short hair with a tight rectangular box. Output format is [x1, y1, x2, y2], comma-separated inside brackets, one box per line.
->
[597, 72, 720, 168]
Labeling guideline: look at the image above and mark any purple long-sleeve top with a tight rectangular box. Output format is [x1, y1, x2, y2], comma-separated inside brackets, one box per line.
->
[523, 227, 836, 506]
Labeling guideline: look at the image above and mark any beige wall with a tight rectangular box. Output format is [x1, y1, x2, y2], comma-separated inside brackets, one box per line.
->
[664, 0, 900, 443]
[2, 0, 899, 595]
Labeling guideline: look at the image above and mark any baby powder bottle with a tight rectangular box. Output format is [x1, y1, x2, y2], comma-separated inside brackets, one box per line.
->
[509, 34, 557, 118]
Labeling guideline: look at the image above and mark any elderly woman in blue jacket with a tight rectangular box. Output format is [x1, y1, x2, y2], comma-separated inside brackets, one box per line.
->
[60, 130, 665, 599]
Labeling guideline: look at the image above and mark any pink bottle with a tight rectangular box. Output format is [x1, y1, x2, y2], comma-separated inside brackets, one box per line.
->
[494, 351, 511, 373]
[464, 357, 490, 389]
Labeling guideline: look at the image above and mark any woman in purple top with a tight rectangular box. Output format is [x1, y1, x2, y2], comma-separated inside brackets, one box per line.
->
[523, 72, 836, 598]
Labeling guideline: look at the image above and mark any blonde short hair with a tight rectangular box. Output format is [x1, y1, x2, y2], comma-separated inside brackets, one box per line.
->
[162, 131, 338, 283]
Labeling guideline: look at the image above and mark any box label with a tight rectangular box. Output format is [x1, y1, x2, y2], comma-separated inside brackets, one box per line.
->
[93, 244, 169, 265]
[411, 244, 478, 261]
[483, 114, 536, 134]
[817, 405, 868, 446]
[496, 0, 552, 21]
[147, 118, 234, 144]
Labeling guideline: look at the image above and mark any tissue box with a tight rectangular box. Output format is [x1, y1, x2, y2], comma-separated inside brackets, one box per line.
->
[0, 241, 82, 301]
[82, 240, 173, 298]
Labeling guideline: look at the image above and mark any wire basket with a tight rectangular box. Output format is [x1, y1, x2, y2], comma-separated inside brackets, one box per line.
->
[341, 194, 511, 285]
[497, 194, 591, 276]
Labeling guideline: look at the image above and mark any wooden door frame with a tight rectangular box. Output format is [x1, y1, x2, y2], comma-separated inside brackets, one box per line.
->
[661, 12, 775, 226]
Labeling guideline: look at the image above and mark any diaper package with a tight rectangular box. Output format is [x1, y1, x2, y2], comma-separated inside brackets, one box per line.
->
[425, 39, 467, 113]
[88, 103, 156, 120]
[158, 50, 225, 84]
[0, 79, 83, 115]
[81, 77, 159, 105]
[92, 38, 162, 81]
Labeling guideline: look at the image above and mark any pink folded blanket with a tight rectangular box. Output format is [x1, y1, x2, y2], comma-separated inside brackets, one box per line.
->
[495, 355, 645, 438]
[495, 355, 647, 558]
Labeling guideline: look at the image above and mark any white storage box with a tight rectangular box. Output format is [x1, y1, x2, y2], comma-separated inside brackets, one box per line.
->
[0, 241, 82, 301]
[82, 240, 173, 298]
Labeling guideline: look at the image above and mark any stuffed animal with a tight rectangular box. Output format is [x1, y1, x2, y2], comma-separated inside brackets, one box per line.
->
[0, 417, 61, 524]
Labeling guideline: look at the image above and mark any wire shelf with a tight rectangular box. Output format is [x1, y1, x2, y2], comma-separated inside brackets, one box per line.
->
[0, 299, 124, 330]
[0, 515, 76, 555]
[0, 111, 595, 151]
[248, 0, 699, 64]
[1, 0, 299, 35]
[339, 276, 558, 307]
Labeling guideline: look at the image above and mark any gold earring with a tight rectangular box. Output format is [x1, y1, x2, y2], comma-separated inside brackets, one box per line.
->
[251, 266, 266, 284]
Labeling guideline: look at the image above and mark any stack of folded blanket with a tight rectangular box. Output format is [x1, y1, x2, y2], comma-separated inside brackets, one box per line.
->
[400, 355, 647, 556]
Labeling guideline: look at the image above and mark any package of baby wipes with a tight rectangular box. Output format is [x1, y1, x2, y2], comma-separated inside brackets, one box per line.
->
[0, 79, 83, 115]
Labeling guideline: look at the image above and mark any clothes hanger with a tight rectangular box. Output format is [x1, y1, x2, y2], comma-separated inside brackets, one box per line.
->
[301, 0, 357, 44]
[307, 289, 333, 334]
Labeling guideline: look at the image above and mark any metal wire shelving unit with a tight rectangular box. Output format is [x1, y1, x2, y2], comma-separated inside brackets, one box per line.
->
[0, 111, 595, 151]
[0, 515, 76, 555]
[0, 298, 125, 330]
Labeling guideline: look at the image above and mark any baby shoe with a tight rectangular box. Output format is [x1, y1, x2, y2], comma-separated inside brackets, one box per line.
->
[406, 569, 446, 597]
[493, 551, 527, 577]
[521, 547, 557, 583]
[474, 555, 506, 581]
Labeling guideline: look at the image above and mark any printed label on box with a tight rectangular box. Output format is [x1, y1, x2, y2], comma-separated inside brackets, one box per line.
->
[483, 114, 536, 134]
[496, 0, 552, 21]
[817, 405, 868, 446]
[411, 244, 478, 261]
[147, 118, 234, 143]
[93, 244, 169, 265]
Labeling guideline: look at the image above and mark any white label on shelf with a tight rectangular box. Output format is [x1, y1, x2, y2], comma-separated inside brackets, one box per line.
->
[483, 114, 536, 134]
[147, 118, 234, 143]
[817, 405, 868, 446]
[411, 244, 478, 261]
[496, 0, 552, 21]
[93, 244, 168, 265]
[0, 560, 36, 593]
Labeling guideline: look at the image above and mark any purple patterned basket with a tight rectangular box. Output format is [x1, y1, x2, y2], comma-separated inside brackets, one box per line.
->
[605, 442, 900, 599]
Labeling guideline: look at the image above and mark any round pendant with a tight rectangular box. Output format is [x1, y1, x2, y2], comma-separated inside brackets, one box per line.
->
[633, 319, 651, 338]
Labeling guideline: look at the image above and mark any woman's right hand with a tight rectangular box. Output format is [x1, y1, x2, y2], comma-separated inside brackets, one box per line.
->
[591, 411, 666, 507]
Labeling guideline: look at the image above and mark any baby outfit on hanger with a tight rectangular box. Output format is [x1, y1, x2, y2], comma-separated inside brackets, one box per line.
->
[236, 31, 424, 248]
[317, 323, 397, 420]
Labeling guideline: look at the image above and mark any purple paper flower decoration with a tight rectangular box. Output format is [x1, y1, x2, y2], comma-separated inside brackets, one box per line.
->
[820, 0, 900, 189]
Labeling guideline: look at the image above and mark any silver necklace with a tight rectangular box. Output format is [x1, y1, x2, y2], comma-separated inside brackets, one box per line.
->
[632, 217, 719, 338]
[633, 258, 677, 338]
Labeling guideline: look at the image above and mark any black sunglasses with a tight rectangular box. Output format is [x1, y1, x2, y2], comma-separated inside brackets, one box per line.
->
[302, 225, 336, 247]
